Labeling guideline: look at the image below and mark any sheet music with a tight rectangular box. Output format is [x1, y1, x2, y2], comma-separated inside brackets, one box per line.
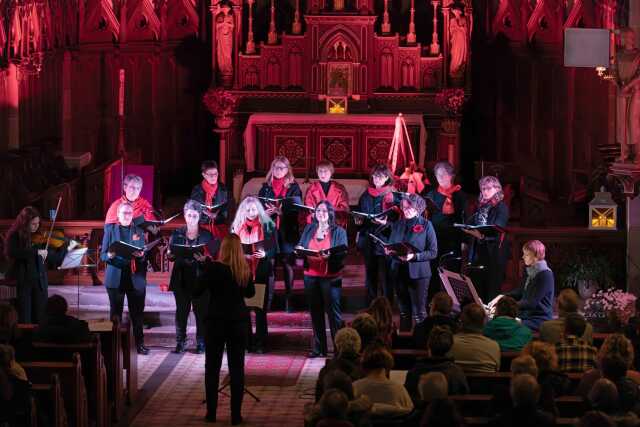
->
[59, 248, 89, 270]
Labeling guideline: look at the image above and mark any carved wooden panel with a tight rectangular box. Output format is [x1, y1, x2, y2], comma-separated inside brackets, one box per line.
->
[274, 135, 309, 170]
[319, 136, 355, 170]
[365, 137, 392, 168]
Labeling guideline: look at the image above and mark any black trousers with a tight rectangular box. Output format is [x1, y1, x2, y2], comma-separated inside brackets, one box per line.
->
[17, 279, 46, 324]
[248, 260, 274, 350]
[363, 250, 393, 305]
[274, 252, 295, 295]
[205, 318, 248, 421]
[471, 243, 507, 303]
[394, 264, 429, 330]
[173, 285, 208, 344]
[106, 285, 146, 345]
[304, 275, 342, 354]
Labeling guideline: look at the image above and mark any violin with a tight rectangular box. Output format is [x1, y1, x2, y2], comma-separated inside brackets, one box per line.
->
[31, 227, 86, 250]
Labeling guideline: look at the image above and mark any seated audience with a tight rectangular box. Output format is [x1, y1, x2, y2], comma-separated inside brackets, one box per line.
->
[353, 344, 413, 417]
[366, 297, 396, 348]
[405, 372, 449, 426]
[587, 378, 620, 415]
[449, 303, 501, 373]
[555, 313, 597, 373]
[489, 374, 555, 427]
[305, 370, 372, 427]
[490, 354, 547, 414]
[539, 288, 593, 345]
[511, 355, 539, 377]
[483, 295, 533, 351]
[350, 313, 380, 350]
[419, 398, 465, 427]
[412, 291, 458, 349]
[316, 389, 354, 427]
[404, 325, 469, 402]
[0, 304, 18, 344]
[33, 295, 90, 344]
[315, 327, 364, 401]
[577, 410, 616, 427]
[624, 297, 640, 370]
[0, 344, 30, 426]
[578, 334, 640, 396]
[522, 340, 572, 399]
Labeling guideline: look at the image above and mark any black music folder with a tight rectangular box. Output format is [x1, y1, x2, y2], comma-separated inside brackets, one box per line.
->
[368, 233, 418, 258]
[453, 223, 507, 239]
[170, 243, 206, 259]
[294, 244, 348, 258]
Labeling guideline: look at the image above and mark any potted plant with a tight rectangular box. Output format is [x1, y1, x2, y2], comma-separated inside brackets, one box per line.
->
[435, 88, 466, 133]
[203, 87, 238, 128]
[584, 288, 636, 332]
[558, 251, 616, 299]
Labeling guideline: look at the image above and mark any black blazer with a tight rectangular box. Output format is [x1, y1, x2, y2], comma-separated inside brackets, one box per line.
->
[388, 216, 438, 279]
[100, 223, 148, 291]
[195, 261, 255, 322]
[468, 200, 510, 263]
[507, 268, 555, 330]
[190, 183, 231, 226]
[424, 188, 467, 233]
[297, 223, 348, 275]
[168, 227, 217, 292]
[258, 181, 303, 251]
[355, 189, 397, 253]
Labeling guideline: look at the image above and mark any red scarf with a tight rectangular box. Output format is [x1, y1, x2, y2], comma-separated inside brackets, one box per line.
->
[367, 185, 394, 210]
[201, 179, 218, 206]
[240, 217, 264, 277]
[105, 196, 156, 224]
[271, 177, 286, 198]
[438, 185, 462, 215]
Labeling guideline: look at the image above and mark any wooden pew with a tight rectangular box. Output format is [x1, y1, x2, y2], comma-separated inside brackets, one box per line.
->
[464, 417, 577, 425]
[32, 335, 109, 427]
[121, 321, 138, 404]
[391, 349, 429, 370]
[555, 396, 587, 418]
[466, 372, 583, 395]
[31, 374, 68, 427]
[450, 394, 492, 417]
[22, 353, 89, 427]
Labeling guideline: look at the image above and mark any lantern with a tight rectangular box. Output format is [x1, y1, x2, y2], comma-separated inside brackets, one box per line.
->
[588, 187, 617, 230]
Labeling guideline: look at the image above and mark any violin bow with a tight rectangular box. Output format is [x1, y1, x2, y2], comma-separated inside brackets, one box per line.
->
[43, 196, 63, 259]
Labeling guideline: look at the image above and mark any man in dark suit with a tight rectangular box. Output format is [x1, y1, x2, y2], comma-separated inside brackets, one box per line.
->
[100, 202, 150, 354]
[387, 194, 438, 331]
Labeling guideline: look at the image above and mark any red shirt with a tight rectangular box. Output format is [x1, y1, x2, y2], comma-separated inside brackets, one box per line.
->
[304, 181, 350, 228]
[305, 233, 339, 278]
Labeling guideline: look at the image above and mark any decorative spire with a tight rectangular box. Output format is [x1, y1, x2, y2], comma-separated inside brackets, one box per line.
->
[292, 0, 302, 34]
[381, 0, 391, 34]
[246, 0, 256, 53]
[407, 0, 416, 43]
[267, 0, 277, 44]
[430, 0, 440, 55]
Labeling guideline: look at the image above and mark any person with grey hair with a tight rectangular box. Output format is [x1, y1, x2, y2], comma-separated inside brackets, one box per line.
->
[315, 327, 365, 401]
[463, 175, 510, 302]
[386, 193, 438, 331]
[104, 173, 158, 231]
[490, 374, 554, 427]
[167, 200, 219, 354]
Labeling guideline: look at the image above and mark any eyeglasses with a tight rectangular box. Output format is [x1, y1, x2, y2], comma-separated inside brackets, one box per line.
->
[203, 172, 219, 178]
[274, 165, 288, 171]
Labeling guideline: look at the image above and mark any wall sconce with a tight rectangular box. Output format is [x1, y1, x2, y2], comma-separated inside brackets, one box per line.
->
[588, 187, 617, 230]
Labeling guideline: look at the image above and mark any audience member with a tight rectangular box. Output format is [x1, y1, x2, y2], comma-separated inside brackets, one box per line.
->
[353, 344, 413, 417]
[483, 295, 533, 351]
[587, 378, 619, 415]
[539, 288, 593, 345]
[522, 341, 572, 402]
[418, 372, 448, 403]
[315, 327, 364, 401]
[0, 304, 18, 345]
[449, 303, 500, 373]
[419, 398, 465, 427]
[624, 297, 640, 370]
[511, 355, 539, 377]
[366, 297, 396, 348]
[489, 374, 554, 427]
[555, 313, 597, 373]
[412, 292, 458, 349]
[491, 355, 540, 414]
[350, 313, 380, 350]
[576, 411, 616, 427]
[33, 295, 90, 344]
[404, 325, 469, 402]
[0, 344, 30, 426]
[315, 389, 354, 427]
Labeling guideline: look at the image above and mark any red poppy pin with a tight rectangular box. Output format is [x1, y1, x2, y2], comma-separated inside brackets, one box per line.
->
[412, 224, 425, 233]
[132, 234, 140, 241]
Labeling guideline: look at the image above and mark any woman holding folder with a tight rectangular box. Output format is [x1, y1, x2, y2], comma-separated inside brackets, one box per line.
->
[167, 200, 218, 354]
[386, 194, 438, 332]
[190, 160, 231, 239]
[462, 175, 509, 303]
[258, 156, 302, 312]
[230, 196, 277, 353]
[295, 201, 348, 357]
[355, 164, 397, 305]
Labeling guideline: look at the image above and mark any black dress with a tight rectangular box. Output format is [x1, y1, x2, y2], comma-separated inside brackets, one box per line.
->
[195, 261, 255, 424]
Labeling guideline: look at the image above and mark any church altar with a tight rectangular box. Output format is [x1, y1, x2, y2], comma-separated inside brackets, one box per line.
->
[242, 113, 427, 175]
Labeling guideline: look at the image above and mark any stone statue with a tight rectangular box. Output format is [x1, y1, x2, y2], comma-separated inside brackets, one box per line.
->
[215, 6, 234, 86]
[448, 5, 468, 83]
[617, 28, 640, 163]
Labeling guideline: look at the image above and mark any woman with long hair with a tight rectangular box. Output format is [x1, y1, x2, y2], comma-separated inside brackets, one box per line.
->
[355, 164, 398, 306]
[196, 234, 255, 425]
[463, 175, 510, 302]
[366, 296, 396, 348]
[230, 196, 277, 353]
[258, 156, 302, 312]
[4, 207, 72, 323]
[167, 200, 219, 354]
[295, 200, 348, 357]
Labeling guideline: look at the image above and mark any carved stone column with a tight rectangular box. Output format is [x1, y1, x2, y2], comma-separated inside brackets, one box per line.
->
[382, 0, 391, 34]
[246, 0, 256, 53]
[268, 0, 278, 44]
[214, 120, 235, 184]
[430, 1, 440, 55]
[407, 0, 416, 44]
[438, 116, 461, 167]
[292, 0, 302, 34]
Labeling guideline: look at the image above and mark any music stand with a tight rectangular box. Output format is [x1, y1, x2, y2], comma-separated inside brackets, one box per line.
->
[438, 267, 485, 314]
[58, 248, 96, 318]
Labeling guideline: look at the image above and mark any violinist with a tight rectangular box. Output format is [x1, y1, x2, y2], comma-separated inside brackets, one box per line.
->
[190, 160, 231, 239]
[167, 200, 219, 354]
[104, 174, 159, 234]
[355, 164, 397, 305]
[4, 207, 76, 323]
[304, 160, 350, 228]
[258, 156, 302, 312]
[101, 202, 150, 355]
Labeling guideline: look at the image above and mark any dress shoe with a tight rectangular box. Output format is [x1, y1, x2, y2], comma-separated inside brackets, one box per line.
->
[231, 415, 243, 425]
[195, 341, 206, 354]
[136, 344, 150, 355]
[172, 340, 187, 354]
